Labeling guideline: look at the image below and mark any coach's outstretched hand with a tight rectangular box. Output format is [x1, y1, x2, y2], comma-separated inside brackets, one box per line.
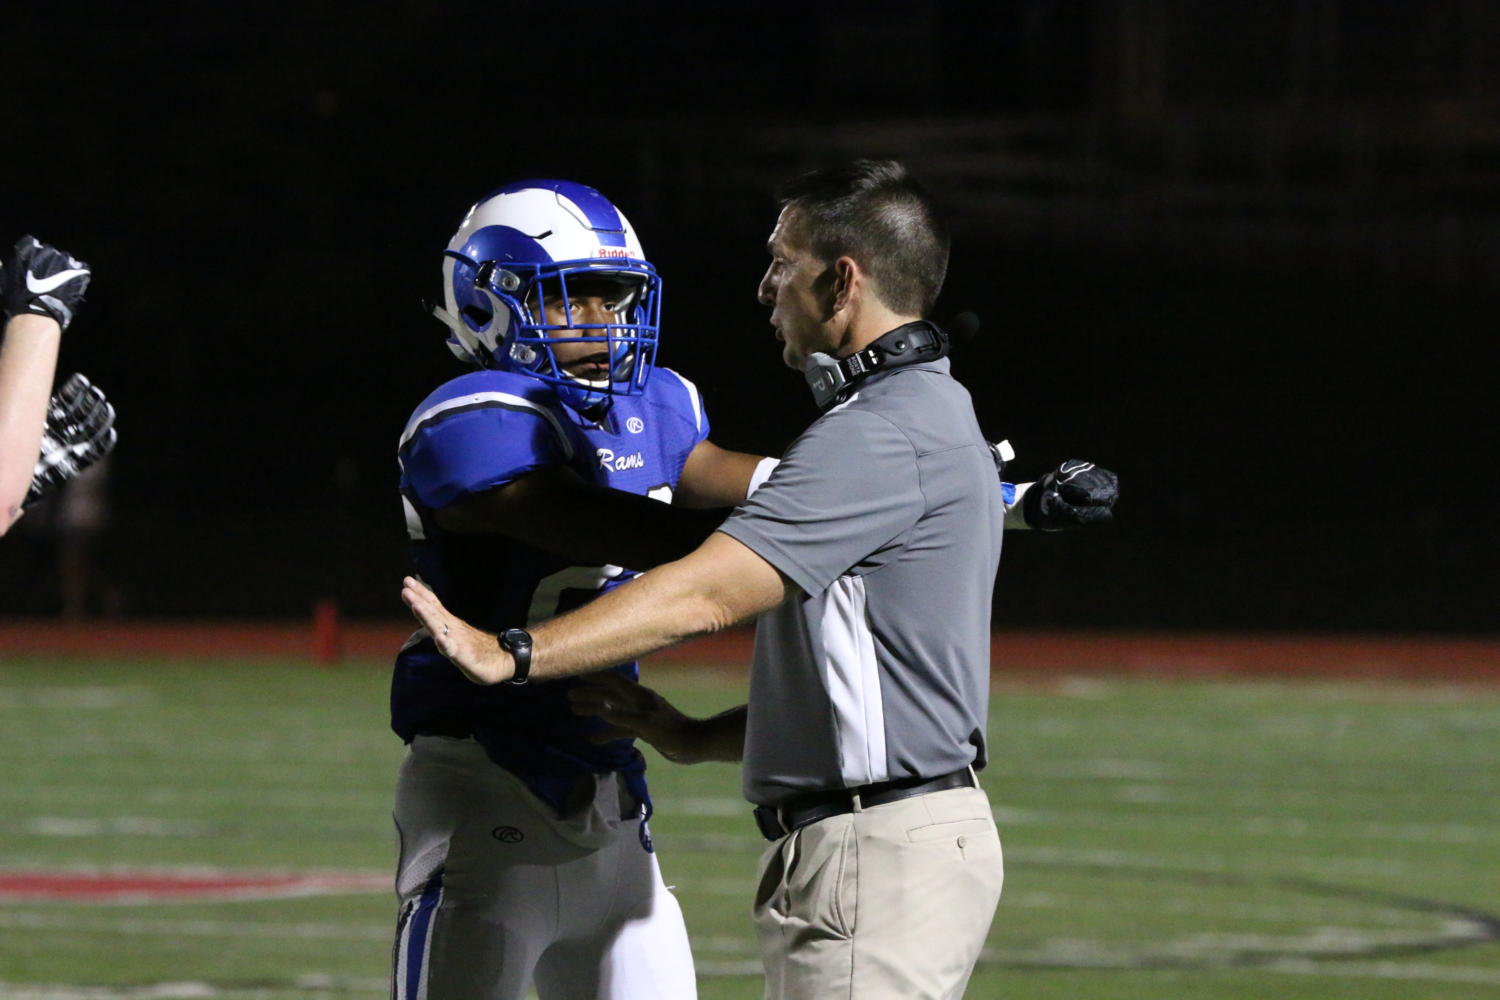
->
[1023, 459, 1119, 530]
[3, 236, 91, 331]
[24, 374, 116, 509]
[401, 575, 515, 685]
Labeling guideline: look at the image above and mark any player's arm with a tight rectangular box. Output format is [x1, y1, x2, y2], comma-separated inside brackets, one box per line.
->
[1009, 460, 1119, 530]
[567, 672, 747, 764]
[674, 439, 775, 509]
[435, 464, 727, 570]
[990, 440, 1119, 530]
[0, 237, 94, 534]
[686, 435, 1122, 531]
[402, 530, 793, 685]
[0, 314, 61, 531]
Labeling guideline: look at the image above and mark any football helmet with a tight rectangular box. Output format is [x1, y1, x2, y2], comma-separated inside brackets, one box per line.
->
[433, 180, 662, 414]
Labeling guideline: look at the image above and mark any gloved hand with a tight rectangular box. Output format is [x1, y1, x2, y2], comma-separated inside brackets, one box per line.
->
[4, 236, 91, 331]
[1023, 460, 1118, 530]
[25, 373, 116, 509]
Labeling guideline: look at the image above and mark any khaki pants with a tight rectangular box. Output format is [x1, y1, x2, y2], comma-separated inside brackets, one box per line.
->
[752, 785, 1004, 1000]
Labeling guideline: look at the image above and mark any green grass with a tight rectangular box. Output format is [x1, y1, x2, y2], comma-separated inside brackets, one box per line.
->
[1, 657, 1497, 998]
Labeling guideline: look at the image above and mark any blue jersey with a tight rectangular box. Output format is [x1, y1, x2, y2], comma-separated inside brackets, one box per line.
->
[392, 367, 711, 813]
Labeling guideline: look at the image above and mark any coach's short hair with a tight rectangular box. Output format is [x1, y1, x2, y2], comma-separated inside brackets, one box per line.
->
[777, 159, 950, 316]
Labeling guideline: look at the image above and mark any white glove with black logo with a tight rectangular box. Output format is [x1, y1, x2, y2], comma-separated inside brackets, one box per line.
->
[25, 374, 117, 509]
[4, 236, 91, 331]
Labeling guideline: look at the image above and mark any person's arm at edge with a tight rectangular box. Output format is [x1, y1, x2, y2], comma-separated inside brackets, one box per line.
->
[680, 437, 1050, 529]
[665, 703, 747, 763]
[0, 314, 62, 533]
[567, 671, 747, 764]
[674, 439, 771, 509]
[630, 702, 748, 764]
[402, 529, 793, 684]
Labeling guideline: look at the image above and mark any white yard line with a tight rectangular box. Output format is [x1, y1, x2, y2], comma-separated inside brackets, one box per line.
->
[692, 960, 765, 977]
[0, 687, 156, 709]
[998, 888, 1462, 927]
[20, 817, 215, 837]
[1006, 842, 1440, 880]
[1262, 957, 1500, 986]
[995, 808, 1500, 846]
[663, 797, 746, 817]
[980, 942, 1500, 986]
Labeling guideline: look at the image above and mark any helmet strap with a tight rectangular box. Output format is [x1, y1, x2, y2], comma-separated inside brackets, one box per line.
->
[432, 304, 490, 366]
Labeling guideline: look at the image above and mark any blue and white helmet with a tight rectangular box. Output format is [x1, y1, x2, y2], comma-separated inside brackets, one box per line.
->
[433, 179, 662, 413]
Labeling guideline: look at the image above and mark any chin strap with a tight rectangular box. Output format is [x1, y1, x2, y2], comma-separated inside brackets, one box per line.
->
[803, 320, 950, 411]
[431, 302, 491, 367]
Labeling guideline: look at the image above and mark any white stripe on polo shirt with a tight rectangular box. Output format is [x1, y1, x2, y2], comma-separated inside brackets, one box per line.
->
[819, 574, 889, 786]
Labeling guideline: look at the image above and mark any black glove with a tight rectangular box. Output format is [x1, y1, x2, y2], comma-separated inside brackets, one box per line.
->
[4, 236, 91, 331]
[25, 374, 116, 509]
[1023, 460, 1118, 530]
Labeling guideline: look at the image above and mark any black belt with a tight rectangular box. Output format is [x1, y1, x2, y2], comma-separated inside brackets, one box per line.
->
[752, 768, 976, 841]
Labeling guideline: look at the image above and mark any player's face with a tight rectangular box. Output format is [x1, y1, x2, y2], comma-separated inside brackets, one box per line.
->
[758, 207, 835, 370]
[532, 276, 638, 381]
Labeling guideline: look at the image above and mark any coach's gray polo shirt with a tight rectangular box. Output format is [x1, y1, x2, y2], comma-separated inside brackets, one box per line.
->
[718, 357, 1004, 808]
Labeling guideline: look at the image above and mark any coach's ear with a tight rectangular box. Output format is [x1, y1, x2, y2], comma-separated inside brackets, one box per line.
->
[828, 255, 861, 317]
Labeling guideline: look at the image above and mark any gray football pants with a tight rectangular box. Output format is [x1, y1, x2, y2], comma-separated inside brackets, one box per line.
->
[392, 735, 697, 999]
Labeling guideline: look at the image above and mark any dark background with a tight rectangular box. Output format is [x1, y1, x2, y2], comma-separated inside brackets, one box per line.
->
[2, 1, 1495, 632]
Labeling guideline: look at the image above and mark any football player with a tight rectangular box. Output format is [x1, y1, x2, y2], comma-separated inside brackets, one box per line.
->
[390, 180, 1116, 999]
[0, 236, 115, 535]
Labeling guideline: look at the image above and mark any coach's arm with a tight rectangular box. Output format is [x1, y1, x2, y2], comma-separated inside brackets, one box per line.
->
[402, 530, 793, 685]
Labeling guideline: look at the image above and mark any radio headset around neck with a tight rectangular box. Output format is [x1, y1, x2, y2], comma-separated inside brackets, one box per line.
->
[803, 315, 975, 411]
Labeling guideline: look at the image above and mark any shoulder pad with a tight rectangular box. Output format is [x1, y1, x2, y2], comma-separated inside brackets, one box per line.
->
[398, 374, 582, 509]
[646, 367, 707, 437]
[401, 373, 570, 449]
[409, 369, 558, 414]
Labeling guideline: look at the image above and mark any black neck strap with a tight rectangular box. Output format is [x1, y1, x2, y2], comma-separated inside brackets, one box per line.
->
[804, 320, 950, 411]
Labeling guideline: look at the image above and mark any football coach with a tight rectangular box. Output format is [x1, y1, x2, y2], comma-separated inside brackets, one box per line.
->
[404, 159, 1007, 999]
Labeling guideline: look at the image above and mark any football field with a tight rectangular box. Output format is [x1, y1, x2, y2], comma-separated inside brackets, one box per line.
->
[1, 655, 1497, 999]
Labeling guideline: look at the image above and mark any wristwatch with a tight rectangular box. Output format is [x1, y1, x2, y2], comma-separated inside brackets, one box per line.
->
[499, 628, 533, 685]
